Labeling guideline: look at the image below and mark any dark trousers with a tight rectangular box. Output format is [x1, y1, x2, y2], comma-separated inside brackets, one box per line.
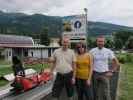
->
[52, 71, 74, 98]
[92, 71, 111, 100]
[76, 78, 93, 100]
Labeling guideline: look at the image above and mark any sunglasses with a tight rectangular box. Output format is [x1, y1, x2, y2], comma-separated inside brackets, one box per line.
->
[77, 45, 86, 49]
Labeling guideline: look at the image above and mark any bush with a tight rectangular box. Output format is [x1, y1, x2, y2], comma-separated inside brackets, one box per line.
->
[117, 53, 133, 63]
[117, 55, 127, 64]
[126, 53, 133, 63]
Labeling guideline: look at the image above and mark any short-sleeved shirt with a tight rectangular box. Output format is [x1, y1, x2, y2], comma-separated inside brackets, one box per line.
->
[90, 47, 115, 72]
[76, 53, 92, 80]
[50, 48, 76, 74]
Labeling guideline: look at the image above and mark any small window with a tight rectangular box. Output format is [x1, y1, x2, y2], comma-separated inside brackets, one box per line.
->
[24, 51, 28, 57]
[9, 51, 11, 56]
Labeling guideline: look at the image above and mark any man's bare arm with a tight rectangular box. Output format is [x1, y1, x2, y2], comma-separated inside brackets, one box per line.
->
[111, 58, 120, 72]
[72, 61, 76, 79]
[48, 57, 56, 73]
[88, 54, 93, 81]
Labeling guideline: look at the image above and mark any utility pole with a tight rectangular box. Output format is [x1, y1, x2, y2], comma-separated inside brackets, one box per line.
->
[84, 8, 88, 49]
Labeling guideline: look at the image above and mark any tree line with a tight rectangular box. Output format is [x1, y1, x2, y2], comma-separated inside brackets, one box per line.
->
[87, 31, 133, 50]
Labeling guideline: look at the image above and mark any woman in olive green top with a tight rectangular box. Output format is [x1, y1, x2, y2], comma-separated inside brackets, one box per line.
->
[75, 42, 93, 100]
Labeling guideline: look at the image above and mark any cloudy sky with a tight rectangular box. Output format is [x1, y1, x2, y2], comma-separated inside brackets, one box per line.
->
[0, 0, 133, 27]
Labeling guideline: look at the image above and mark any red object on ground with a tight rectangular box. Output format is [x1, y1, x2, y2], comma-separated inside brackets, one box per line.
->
[13, 71, 51, 93]
[21, 78, 33, 91]
[39, 72, 51, 82]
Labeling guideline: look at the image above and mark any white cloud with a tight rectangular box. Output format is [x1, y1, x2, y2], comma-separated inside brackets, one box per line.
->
[87, 0, 133, 27]
[0, 0, 133, 27]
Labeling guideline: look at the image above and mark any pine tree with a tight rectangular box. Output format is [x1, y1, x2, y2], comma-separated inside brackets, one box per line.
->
[40, 27, 50, 46]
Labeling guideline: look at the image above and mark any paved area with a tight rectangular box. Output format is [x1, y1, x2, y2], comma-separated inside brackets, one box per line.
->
[0, 81, 53, 100]
[41, 88, 78, 100]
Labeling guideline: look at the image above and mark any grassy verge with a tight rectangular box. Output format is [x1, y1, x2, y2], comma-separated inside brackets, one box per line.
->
[0, 80, 8, 87]
[0, 60, 11, 65]
[0, 66, 13, 76]
[118, 63, 133, 100]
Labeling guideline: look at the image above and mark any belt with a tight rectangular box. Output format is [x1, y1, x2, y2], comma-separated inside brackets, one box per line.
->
[57, 71, 73, 76]
[93, 71, 109, 75]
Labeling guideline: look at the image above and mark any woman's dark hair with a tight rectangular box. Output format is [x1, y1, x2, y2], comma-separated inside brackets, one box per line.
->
[12, 56, 21, 65]
[76, 42, 86, 54]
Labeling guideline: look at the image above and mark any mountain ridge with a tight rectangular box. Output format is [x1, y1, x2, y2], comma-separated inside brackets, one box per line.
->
[0, 10, 133, 38]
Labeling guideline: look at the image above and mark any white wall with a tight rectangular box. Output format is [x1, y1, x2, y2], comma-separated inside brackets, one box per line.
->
[28, 49, 48, 58]
[42, 49, 48, 58]
[4, 48, 12, 61]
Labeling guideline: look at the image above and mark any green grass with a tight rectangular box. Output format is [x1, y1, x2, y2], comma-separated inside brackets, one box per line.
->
[0, 79, 8, 86]
[0, 66, 13, 76]
[119, 63, 133, 100]
[0, 60, 11, 65]
[0, 63, 49, 87]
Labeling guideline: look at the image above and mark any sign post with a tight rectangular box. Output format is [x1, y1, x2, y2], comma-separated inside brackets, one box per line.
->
[62, 9, 88, 48]
[84, 8, 88, 49]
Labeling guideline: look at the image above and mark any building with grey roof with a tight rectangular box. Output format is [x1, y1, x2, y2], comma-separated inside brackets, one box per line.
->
[0, 34, 59, 61]
[0, 34, 34, 47]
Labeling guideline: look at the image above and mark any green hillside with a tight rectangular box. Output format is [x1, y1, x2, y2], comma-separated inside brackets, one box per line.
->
[0, 11, 133, 38]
